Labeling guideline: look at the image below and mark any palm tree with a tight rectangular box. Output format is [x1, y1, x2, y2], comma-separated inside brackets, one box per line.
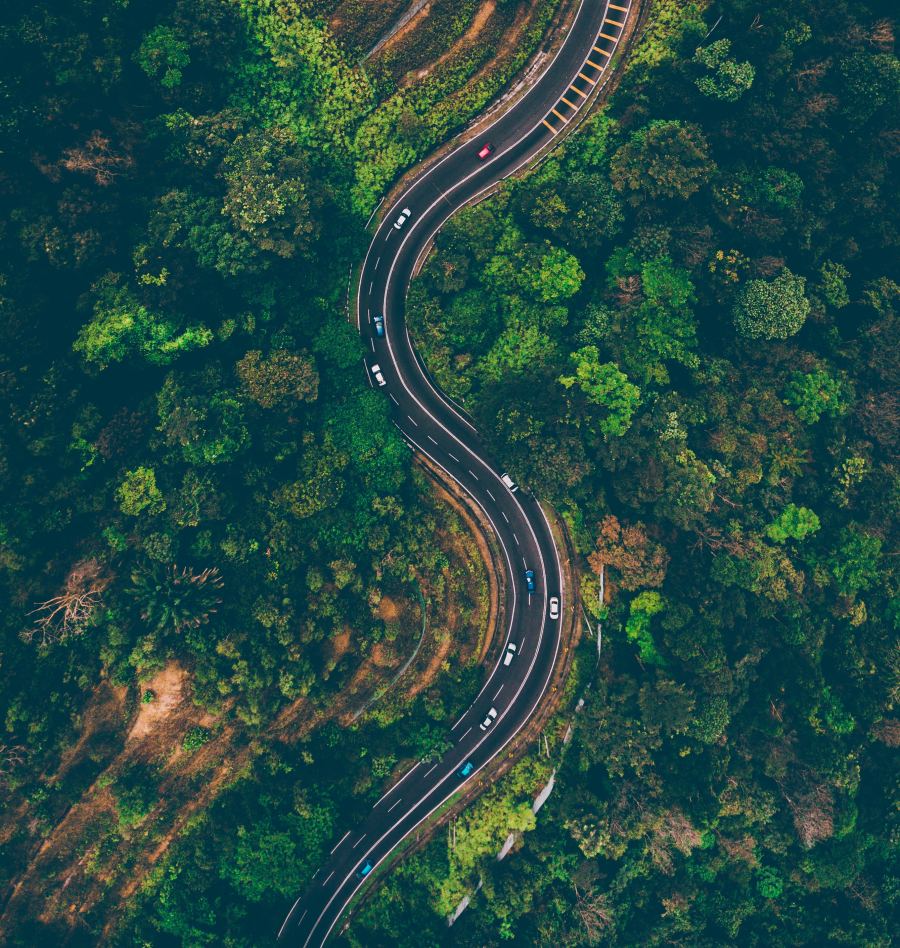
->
[128, 563, 224, 634]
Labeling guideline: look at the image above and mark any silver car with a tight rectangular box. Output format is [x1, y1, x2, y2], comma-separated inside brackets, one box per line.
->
[371, 363, 386, 387]
[479, 707, 498, 731]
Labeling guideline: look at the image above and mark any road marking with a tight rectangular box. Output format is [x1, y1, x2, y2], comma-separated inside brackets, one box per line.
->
[427, 435, 438, 445]
[593, 45, 611, 57]
[447, 451, 459, 462]
[459, 726, 473, 741]
[486, 489, 496, 502]
[468, 469, 479, 480]
[550, 107, 568, 123]
[296, 909, 307, 928]
[367, 308, 371, 322]
[330, 831, 352, 855]
[407, 414, 419, 426]
[502, 511, 509, 523]
[528, 593, 532, 606]
[372, 761, 422, 808]
[370, 339, 375, 352]
[423, 762, 439, 778]
[561, 95, 578, 109]
[373, 256, 381, 272]
[389, 392, 399, 405]
[387, 797, 403, 813]
[322, 871, 335, 887]
[541, 118, 556, 132]
[578, 71, 597, 83]
[522, 557, 527, 567]
[368, 281, 373, 294]
[493, 684, 504, 701]
[586, 59, 604, 70]
[609, 2, 628, 10]
[569, 83, 588, 98]
[598, 31, 618, 41]
[352, 834, 367, 849]
[513, 533, 520, 546]
[605, 17, 626, 27]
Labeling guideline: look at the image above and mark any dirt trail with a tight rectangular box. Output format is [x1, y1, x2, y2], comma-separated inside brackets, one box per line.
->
[410, 0, 497, 82]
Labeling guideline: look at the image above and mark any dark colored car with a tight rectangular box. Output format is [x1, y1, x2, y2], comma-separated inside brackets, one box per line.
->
[477, 142, 495, 160]
[373, 314, 385, 337]
[524, 569, 536, 593]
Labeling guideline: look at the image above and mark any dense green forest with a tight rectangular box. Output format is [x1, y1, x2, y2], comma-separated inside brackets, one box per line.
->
[1, 0, 897, 944]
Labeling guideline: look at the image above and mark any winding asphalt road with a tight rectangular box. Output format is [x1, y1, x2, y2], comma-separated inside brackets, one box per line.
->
[278, 2, 633, 943]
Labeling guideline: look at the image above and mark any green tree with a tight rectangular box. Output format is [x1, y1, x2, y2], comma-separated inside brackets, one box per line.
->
[819, 261, 851, 309]
[611, 120, 714, 202]
[784, 367, 849, 423]
[135, 25, 190, 89]
[766, 504, 821, 543]
[74, 276, 212, 370]
[693, 39, 755, 102]
[221, 127, 321, 262]
[117, 467, 166, 517]
[828, 526, 882, 595]
[236, 349, 319, 408]
[560, 347, 641, 437]
[625, 591, 665, 665]
[733, 268, 810, 339]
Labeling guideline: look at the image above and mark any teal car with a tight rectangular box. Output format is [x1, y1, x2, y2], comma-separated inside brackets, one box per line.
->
[356, 860, 373, 880]
[459, 761, 475, 778]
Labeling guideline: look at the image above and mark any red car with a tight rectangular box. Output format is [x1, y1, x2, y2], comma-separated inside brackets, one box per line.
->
[477, 142, 495, 160]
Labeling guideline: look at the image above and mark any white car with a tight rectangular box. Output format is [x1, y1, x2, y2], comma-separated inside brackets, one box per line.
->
[393, 207, 411, 230]
[503, 642, 518, 666]
[479, 707, 498, 731]
[500, 472, 518, 493]
[549, 596, 560, 620]
[371, 363, 387, 387]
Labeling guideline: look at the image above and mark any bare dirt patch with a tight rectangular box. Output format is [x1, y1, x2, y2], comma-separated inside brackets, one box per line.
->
[378, 595, 402, 622]
[127, 663, 187, 742]
[377, 0, 433, 56]
[330, 627, 352, 663]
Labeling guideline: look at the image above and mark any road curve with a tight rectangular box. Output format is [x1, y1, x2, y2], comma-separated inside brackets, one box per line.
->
[278, 2, 633, 944]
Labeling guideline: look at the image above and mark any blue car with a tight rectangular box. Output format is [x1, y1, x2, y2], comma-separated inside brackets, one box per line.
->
[373, 314, 385, 338]
[524, 569, 536, 593]
[356, 860, 374, 880]
[459, 761, 474, 778]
